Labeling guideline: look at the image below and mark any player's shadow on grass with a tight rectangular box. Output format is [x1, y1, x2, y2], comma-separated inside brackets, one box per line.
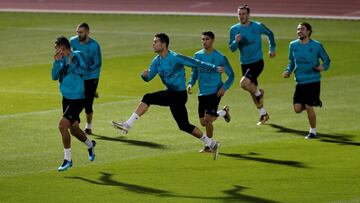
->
[66, 172, 170, 194]
[91, 134, 167, 149]
[160, 185, 280, 203]
[219, 152, 307, 168]
[269, 123, 360, 146]
[67, 173, 279, 202]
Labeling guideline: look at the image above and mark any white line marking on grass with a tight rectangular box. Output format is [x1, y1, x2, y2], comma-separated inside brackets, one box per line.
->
[0, 98, 139, 120]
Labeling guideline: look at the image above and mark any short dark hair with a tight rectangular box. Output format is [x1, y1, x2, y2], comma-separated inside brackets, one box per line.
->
[202, 31, 215, 39]
[299, 22, 312, 37]
[238, 4, 250, 14]
[55, 36, 70, 50]
[78, 23, 90, 31]
[155, 33, 169, 47]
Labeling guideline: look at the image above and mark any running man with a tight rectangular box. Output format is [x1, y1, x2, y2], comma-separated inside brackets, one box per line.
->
[70, 23, 102, 135]
[283, 22, 330, 139]
[52, 36, 96, 171]
[112, 33, 224, 160]
[229, 4, 276, 125]
[187, 31, 234, 153]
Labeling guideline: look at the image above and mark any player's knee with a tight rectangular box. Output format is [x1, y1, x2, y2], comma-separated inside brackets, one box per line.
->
[203, 116, 213, 125]
[200, 119, 207, 127]
[58, 123, 68, 133]
[294, 106, 303, 113]
[141, 93, 152, 106]
[240, 77, 248, 89]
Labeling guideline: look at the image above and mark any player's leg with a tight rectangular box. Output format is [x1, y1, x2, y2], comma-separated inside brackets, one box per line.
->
[240, 60, 268, 125]
[170, 91, 220, 159]
[304, 82, 321, 139]
[111, 90, 167, 134]
[70, 121, 96, 161]
[84, 79, 98, 135]
[58, 98, 74, 171]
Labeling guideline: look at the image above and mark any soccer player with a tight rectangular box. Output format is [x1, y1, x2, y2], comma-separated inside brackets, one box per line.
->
[187, 31, 234, 153]
[283, 22, 330, 139]
[112, 33, 224, 160]
[52, 36, 96, 171]
[229, 4, 276, 125]
[70, 23, 102, 135]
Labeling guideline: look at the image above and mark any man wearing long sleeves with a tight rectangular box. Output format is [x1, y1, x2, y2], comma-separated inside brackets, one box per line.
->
[229, 4, 276, 125]
[283, 22, 330, 139]
[188, 31, 234, 153]
[112, 33, 224, 160]
[52, 36, 96, 171]
[70, 23, 102, 135]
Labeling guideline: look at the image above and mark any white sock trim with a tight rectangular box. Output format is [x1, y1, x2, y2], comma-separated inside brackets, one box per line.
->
[259, 108, 267, 116]
[310, 128, 316, 135]
[64, 148, 71, 161]
[126, 113, 140, 127]
[84, 138, 93, 149]
[85, 123, 92, 129]
[217, 110, 226, 117]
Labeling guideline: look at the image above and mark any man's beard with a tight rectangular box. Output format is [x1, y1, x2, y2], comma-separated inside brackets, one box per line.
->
[79, 35, 87, 42]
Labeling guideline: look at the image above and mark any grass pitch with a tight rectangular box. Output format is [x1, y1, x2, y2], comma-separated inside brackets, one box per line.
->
[0, 12, 359, 202]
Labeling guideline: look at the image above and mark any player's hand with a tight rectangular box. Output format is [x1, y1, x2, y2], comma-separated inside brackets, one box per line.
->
[217, 66, 225, 73]
[187, 84, 192, 94]
[269, 51, 276, 58]
[142, 70, 149, 78]
[313, 65, 324, 72]
[235, 34, 241, 43]
[283, 71, 290, 78]
[217, 87, 225, 97]
[54, 47, 63, 61]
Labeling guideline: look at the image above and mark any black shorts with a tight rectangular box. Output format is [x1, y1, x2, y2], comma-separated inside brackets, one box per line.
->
[293, 81, 322, 107]
[141, 90, 195, 134]
[198, 93, 221, 118]
[241, 59, 264, 86]
[84, 79, 99, 114]
[62, 98, 85, 124]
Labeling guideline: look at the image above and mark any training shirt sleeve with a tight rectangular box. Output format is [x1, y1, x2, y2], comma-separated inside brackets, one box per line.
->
[188, 67, 198, 87]
[174, 53, 217, 72]
[89, 44, 102, 72]
[259, 23, 276, 52]
[222, 56, 235, 91]
[52, 59, 66, 81]
[142, 58, 158, 82]
[229, 27, 239, 52]
[72, 53, 91, 75]
[286, 43, 295, 73]
[318, 43, 330, 70]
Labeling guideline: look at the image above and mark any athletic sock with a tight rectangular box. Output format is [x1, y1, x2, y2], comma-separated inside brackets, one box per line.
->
[259, 107, 267, 116]
[64, 148, 71, 161]
[310, 128, 316, 135]
[85, 123, 92, 129]
[125, 113, 140, 128]
[84, 138, 93, 149]
[200, 134, 213, 147]
[217, 110, 226, 117]
[254, 88, 261, 97]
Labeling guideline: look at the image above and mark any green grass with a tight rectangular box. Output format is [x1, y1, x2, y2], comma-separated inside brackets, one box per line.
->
[0, 12, 360, 202]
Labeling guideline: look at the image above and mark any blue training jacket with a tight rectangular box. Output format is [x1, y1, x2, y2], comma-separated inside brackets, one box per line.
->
[229, 21, 276, 65]
[188, 49, 234, 96]
[52, 51, 90, 99]
[70, 36, 102, 80]
[142, 50, 219, 91]
[286, 39, 330, 84]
